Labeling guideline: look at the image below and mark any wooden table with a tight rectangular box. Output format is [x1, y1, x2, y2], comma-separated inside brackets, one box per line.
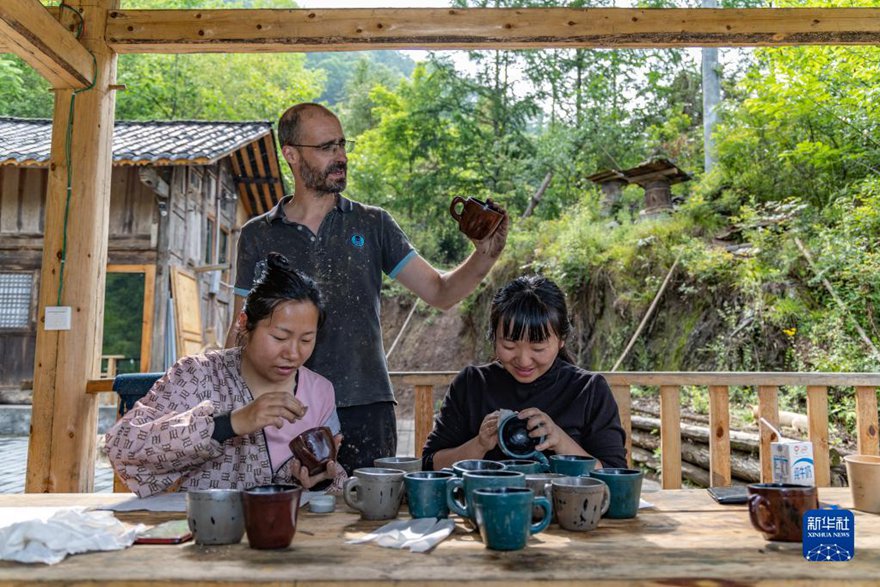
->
[0, 488, 877, 586]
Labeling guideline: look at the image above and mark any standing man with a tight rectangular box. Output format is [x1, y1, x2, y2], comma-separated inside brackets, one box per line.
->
[226, 103, 508, 473]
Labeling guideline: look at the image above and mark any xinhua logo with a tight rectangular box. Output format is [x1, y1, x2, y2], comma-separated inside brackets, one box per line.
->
[803, 509, 855, 562]
[350, 234, 365, 248]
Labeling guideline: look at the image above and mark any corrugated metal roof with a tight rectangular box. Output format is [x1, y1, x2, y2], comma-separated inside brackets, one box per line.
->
[0, 117, 273, 166]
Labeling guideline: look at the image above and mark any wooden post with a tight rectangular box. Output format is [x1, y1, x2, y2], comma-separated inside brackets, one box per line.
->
[855, 386, 879, 456]
[26, 0, 118, 493]
[708, 385, 731, 487]
[757, 386, 779, 483]
[659, 385, 681, 489]
[610, 384, 632, 468]
[413, 385, 434, 458]
[806, 386, 830, 487]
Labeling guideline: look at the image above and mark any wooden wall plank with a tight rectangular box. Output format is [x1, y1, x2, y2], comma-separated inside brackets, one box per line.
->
[104, 8, 880, 53]
[0, 0, 94, 88]
[659, 385, 681, 489]
[806, 385, 830, 487]
[855, 386, 879, 456]
[610, 384, 632, 468]
[0, 167, 20, 234]
[708, 385, 731, 487]
[26, 0, 119, 493]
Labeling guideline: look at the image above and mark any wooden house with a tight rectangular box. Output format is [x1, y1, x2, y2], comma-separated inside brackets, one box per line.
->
[0, 117, 285, 390]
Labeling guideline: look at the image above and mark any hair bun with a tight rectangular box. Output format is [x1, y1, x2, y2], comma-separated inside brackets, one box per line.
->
[266, 252, 291, 270]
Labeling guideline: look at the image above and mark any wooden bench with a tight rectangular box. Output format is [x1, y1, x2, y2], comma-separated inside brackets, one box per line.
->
[390, 371, 880, 488]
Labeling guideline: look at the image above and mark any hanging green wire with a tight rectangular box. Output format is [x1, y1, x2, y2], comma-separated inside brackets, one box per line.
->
[55, 3, 98, 306]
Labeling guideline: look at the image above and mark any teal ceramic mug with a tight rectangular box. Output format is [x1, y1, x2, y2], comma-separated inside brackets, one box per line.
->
[404, 471, 454, 519]
[499, 459, 546, 475]
[446, 469, 525, 522]
[497, 410, 550, 470]
[473, 487, 552, 551]
[451, 459, 506, 477]
[549, 454, 597, 477]
[589, 468, 643, 519]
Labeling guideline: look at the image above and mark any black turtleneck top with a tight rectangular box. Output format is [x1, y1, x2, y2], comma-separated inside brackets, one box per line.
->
[421, 359, 628, 470]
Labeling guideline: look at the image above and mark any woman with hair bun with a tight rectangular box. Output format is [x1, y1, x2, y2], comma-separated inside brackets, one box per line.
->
[105, 252, 346, 497]
[422, 275, 627, 471]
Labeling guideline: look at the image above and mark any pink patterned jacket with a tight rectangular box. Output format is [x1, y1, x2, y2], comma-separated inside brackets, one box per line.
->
[104, 347, 347, 497]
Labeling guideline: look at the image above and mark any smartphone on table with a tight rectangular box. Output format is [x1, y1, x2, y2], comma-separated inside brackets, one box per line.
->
[707, 485, 749, 505]
[135, 519, 193, 544]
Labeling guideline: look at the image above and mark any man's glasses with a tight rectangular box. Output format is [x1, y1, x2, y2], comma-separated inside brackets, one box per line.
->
[287, 138, 354, 155]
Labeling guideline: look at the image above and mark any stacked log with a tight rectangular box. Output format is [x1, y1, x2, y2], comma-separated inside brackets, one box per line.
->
[629, 409, 850, 487]
[630, 413, 760, 486]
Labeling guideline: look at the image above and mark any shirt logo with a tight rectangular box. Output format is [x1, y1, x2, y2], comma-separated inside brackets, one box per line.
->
[804, 508, 855, 561]
[351, 234, 365, 248]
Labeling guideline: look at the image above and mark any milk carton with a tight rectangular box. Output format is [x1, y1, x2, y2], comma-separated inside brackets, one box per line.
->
[771, 439, 815, 485]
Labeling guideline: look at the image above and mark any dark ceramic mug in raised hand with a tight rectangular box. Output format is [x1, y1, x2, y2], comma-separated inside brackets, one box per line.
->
[449, 196, 504, 241]
[747, 483, 818, 542]
[289, 426, 336, 476]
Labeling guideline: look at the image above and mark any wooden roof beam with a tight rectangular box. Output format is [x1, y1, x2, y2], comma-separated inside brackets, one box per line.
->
[0, 1, 94, 89]
[105, 7, 880, 52]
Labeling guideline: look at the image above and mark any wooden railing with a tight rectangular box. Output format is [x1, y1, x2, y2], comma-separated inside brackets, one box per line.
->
[390, 371, 880, 489]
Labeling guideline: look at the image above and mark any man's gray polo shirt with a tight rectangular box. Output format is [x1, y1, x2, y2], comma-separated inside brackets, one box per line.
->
[234, 194, 416, 407]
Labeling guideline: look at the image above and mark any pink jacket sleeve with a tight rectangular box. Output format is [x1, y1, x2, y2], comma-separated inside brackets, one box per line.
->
[103, 356, 225, 496]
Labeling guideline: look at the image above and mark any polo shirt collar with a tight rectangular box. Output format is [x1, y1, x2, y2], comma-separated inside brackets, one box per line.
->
[265, 193, 352, 224]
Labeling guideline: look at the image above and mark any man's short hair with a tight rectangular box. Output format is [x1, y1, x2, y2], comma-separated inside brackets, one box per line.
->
[278, 103, 335, 147]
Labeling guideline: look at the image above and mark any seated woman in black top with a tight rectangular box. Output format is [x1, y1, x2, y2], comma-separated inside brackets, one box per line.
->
[422, 275, 627, 471]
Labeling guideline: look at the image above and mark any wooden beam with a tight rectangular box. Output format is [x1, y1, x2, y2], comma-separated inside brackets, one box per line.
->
[26, 0, 118, 493]
[104, 8, 880, 53]
[0, 0, 94, 88]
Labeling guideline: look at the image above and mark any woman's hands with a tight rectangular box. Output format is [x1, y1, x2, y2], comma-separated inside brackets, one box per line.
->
[291, 434, 343, 490]
[230, 391, 307, 437]
[517, 407, 585, 455]
[477, 410, 502, 452]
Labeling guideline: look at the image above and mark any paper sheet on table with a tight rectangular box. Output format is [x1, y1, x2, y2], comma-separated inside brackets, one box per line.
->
[640, 498, 655, 509]
[98, 488, 327, 512]
[0, 508, 142, 565]
[347, 518, 455, 553]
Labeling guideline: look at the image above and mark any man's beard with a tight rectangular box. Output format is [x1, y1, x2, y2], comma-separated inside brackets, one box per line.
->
[300, 158, 347, 195]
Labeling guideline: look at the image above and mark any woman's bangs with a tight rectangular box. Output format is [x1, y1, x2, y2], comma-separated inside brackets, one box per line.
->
[500, 301, 552, 343]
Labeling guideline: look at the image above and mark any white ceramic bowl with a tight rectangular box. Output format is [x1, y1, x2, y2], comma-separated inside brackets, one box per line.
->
[309, 494, 336, 514]
[844, 454, 880, 513]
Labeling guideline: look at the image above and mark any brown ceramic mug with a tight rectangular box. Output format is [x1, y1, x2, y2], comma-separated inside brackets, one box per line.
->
[747, 482, 818, 542]
[242, 484, 302, 549]
[449, 196, 504, 241]
[289, 426, 336, 476]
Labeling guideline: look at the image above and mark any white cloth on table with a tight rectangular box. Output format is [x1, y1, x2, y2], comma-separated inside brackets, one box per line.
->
[346, 518, 455, 553]
[0, 508, 142, 565]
